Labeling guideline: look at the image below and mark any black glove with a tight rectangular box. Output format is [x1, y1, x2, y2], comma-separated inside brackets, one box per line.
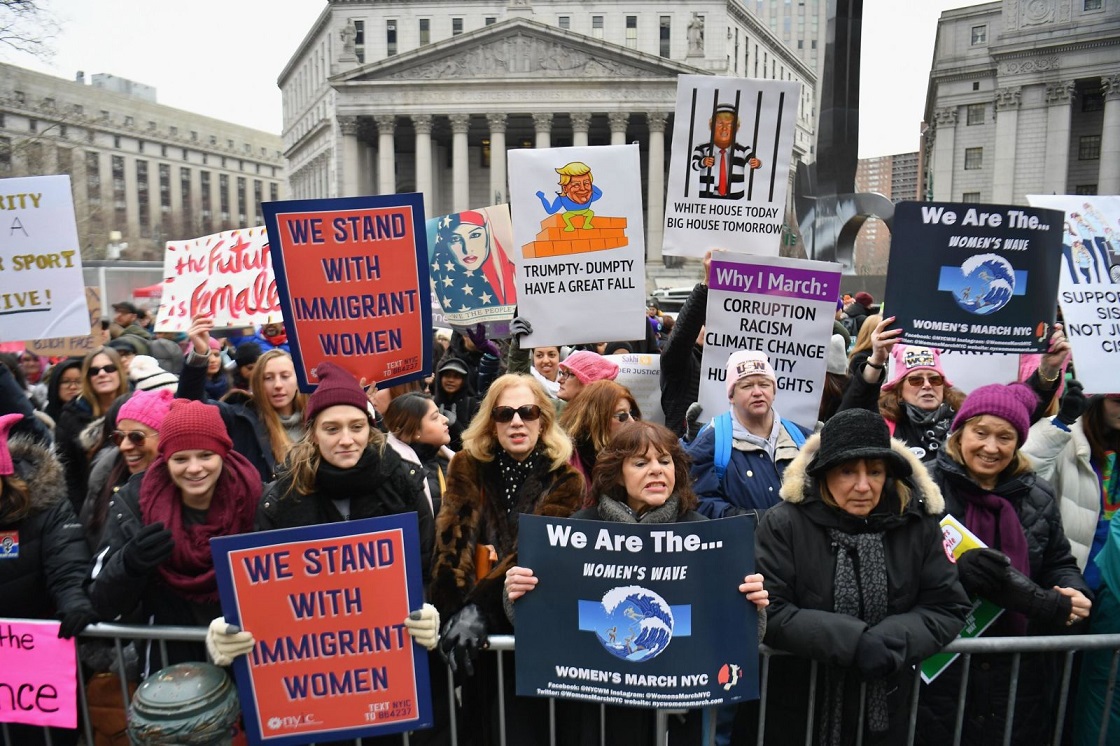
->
[1057, 379, 1088, 426]
[439, 604, 488, 677]
[854, 632, 906, 679]
[58, 609, 98, 639]
[955, 548, 1011, 598]
[122, 522, 174, 577]
[984, 565, 1073, 627]
[467, 324, 500, 358]
[509, 316, 533, 339]
[684, 402, 703, 444]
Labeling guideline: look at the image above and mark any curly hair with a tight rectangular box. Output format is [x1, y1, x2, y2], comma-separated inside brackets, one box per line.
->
[590, 420, 697, 516]
[878, 384, 967, 424]
[79, 347, 130, 417]
[558, 381, 640, 453]
[460, 373, 571, 470]
[250, 349, 308, 466]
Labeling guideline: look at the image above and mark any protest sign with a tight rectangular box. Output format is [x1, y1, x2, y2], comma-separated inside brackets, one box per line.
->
[0, 175, 90, 341]
[884, 202, 1063, 354]
[0, 619, 77, 728]
[212, 514, 432, 745]
[663, 76, 800, 258]
[515, 514, 757, 708]
[1026, 195, 1120, 394]
[606, 353, 664, 425]
[699, 252, 841, 429]
[264, 194, 432, 391]
[25, 286, 101, 356]
[154, 226, 281, 333]
[508, 145, 646, 347]
[426, 204, 516, 337]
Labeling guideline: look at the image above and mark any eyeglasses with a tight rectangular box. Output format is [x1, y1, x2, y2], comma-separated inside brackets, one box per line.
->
[557, 369, 572, 382]
[59, 378, 83, 388]
[492, 405, 542, 423]
[905, 374, 944, 388]
[611, 411, 639, 423]
[88, 364, 119, 377]
[111, 430, 154, 447]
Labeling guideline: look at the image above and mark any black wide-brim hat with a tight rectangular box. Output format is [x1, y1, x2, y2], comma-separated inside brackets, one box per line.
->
[807, 409, 912, 480]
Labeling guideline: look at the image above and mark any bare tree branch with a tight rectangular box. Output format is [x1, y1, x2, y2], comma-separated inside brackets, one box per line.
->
[0, 0, 60, 60]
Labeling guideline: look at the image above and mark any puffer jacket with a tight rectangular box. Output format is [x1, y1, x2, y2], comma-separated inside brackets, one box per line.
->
[755, 433, 969, 745]
[0, 435, 95, 622]
[916, 450, 1091, 746]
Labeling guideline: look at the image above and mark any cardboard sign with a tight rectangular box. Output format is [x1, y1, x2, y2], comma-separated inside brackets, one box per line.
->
[264, 195, 432, 392]
[25, 286, 102, 356]
[154, 227, 281, 333]
[508, 145, 646, 347]
[515, 515, 757, 708]
[605, 353, 664, 425]
[1026, 195, 1120, 395]
[884, 202, 1064, 354]
[212, 514, 432, 745]
[0, 619, 77, 728]
[663, 76, 801, 258]
[0, 175, 90, 341]
[699, 252, 842, 429]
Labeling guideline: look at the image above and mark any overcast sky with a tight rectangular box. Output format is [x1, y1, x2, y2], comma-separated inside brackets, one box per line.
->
[7, 0, 975, 159]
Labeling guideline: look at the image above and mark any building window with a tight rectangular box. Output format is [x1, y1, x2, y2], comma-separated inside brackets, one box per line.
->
[137, 160, 150, 238]
[418, 18, 429, 45]
[962, 191, 980, 202]
[387, 20, 397, 55]
[1079, 135, 1101, 160]
[592, 16, 604, 39]
[112, 155, 127, 228]
[452, 18, 463, 35]
[219, 174, 231, 228]
[966, 104, 984, 125]
[558, 16, 570, 30]
[626, 16, 637, 48]
[200, 171, 212, 233]
[0, 137, 11, 174]
[964, 147, 983, 170]
[113, 135, 121, 149]
[971, 25, 987, 45]
[660, 16, 671, 57]
[270, 183, 279, 202]
[254, 180, 263, 225]
[485, 17, 496, 25]
[180, 166, 192, 229]
[1083, 91, 1104, 112]
[138, 140, 145, 154]
[27, 118, 37, 132]
[1084, 0, 1102, 10]
[237, 176, 247, 226]
[1075, 184, 1097, 195]
[159, 164, 171, 213]
[353, 19, 364, 63]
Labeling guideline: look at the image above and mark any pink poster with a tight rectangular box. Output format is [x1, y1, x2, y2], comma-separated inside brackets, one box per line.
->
[0, 619, 77, 728]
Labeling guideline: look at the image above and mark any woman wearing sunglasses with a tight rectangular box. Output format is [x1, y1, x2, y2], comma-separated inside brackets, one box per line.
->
[558, 379, 641, 499]
[56, 346, 131, 508]
[431, 372, 584, 744]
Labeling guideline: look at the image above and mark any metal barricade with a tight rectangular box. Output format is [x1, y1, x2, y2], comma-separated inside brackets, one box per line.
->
[5, 624, 1119, 746]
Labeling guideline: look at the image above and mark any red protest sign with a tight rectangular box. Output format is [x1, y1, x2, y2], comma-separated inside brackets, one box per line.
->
[0, 619, 77, 728]
[264, 195, 432, 391]
[212, 514, 432, 745]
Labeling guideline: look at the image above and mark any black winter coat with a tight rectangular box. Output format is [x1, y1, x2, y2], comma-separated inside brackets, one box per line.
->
[0, 436, 95, 622]
[756, 433, 970, 746]
[660, 282, 706, 437]
[915, 451, 1090, 746]
[55, 396, 98, 510]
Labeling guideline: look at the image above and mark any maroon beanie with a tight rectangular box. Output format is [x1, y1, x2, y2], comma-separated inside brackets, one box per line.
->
[951, 382, 1037, 444]
[305, 362, 369, 422]
[157, 400, 232, 459]
[854, 291, 874, 308]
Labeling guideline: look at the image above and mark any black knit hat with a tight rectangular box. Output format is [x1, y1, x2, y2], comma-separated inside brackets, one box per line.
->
[807, 409, 911, 479]
[235, 342, 262, 367]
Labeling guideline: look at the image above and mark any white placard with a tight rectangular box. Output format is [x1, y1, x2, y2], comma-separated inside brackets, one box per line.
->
[605, 353, 664, 425]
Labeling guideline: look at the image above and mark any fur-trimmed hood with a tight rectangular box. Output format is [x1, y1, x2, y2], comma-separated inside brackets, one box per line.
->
[778, 431, 944, 515]
[6, 435, 69, 514]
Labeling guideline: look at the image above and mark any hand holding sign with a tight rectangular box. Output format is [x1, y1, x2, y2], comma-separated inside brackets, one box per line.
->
[186, 313, 215, 356]
[1038, 322, 1070, 387]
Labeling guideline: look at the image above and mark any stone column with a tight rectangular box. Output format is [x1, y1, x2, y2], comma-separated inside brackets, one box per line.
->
[375, 115, 396, 196]
[533, 113, 553, 149]
[646, 112, 668, 263]
[450, 114, 471, 212]
[570, 112, 592, 147]
[1100, 75, 1120, 195]
[338, 116, 360, 197]
[992, 87, 1021, 203]
[609, 112, 630, 146]
[930, 108, 956, 201]
[413, 115, 433, 217]
[1042, 82, 1075, 196]
[487, 113, 508, 205]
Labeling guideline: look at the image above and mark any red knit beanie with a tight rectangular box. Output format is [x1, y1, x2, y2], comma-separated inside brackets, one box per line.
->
[305, 362, 369, 422]
[157, 400, 232, 459]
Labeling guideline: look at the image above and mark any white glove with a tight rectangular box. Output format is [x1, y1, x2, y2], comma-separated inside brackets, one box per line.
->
[206, 617, 255, 666]
[403, 603, 440, 651]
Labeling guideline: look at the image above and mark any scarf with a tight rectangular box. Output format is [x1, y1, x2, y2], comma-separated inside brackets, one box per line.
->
[497, 449, 540, 513]
[820, 528, 890, 746]
[901, 402, 954, 460]
[963, 488, 1031, 635]
[279, 411, 305, 445]
[315, 448, 381, 498]
[596, 494, 681, 524]
[139, 451, 261, 604]
[1100, 451, 1119, 521]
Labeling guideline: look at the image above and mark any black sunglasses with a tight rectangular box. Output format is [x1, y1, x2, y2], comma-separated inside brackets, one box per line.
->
[111, 430, 153, 447]
[492, 405, 542, 423]
[611, 411, 639, 423]
[88, 364, 118, 377]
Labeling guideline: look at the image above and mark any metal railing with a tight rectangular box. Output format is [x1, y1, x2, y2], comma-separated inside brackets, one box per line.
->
[4, 624, 1118, 746]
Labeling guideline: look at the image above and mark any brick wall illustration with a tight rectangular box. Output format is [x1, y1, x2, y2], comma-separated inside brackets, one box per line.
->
[521, 214, 629, 258]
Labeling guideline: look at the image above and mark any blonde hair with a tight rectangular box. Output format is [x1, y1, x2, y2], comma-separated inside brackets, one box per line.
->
[461, 374, 572, 470]
[284, 410, 384, 497]
[559, 381, 638, 453]
[250, 349, 308, 466]
[848, 314, 881, 361]
[79, 346, 130, 416]
[944, 416, 1033, 478]
[555, 161, 592, 187]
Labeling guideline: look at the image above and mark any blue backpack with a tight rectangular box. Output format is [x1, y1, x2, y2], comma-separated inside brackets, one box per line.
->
[705, 411, 807, 483]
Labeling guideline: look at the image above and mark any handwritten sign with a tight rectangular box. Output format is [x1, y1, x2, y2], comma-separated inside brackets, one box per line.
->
[212, 514, 432, 745]
[0, 619, 77, 728]
[24, 287, 102, 356]
[264, 195, 432, 392]
[0, 175, 90, 341]
[154, 227, 280, 333]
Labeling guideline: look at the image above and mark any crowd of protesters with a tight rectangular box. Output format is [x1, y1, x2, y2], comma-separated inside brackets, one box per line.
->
[0, 269, 1116, 746]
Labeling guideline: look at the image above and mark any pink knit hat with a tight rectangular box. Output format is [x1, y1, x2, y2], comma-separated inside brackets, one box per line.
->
[882, 345, 952, 391]
[0, 413, 23, 477]
[726, 350, 776, 398]
[559, 351, 619, 386]
[952, 382, 1038, 444]
[118, 389, 175, 432]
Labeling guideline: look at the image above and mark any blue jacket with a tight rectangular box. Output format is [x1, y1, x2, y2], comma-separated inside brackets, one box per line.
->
[687, 415, 809, 518]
